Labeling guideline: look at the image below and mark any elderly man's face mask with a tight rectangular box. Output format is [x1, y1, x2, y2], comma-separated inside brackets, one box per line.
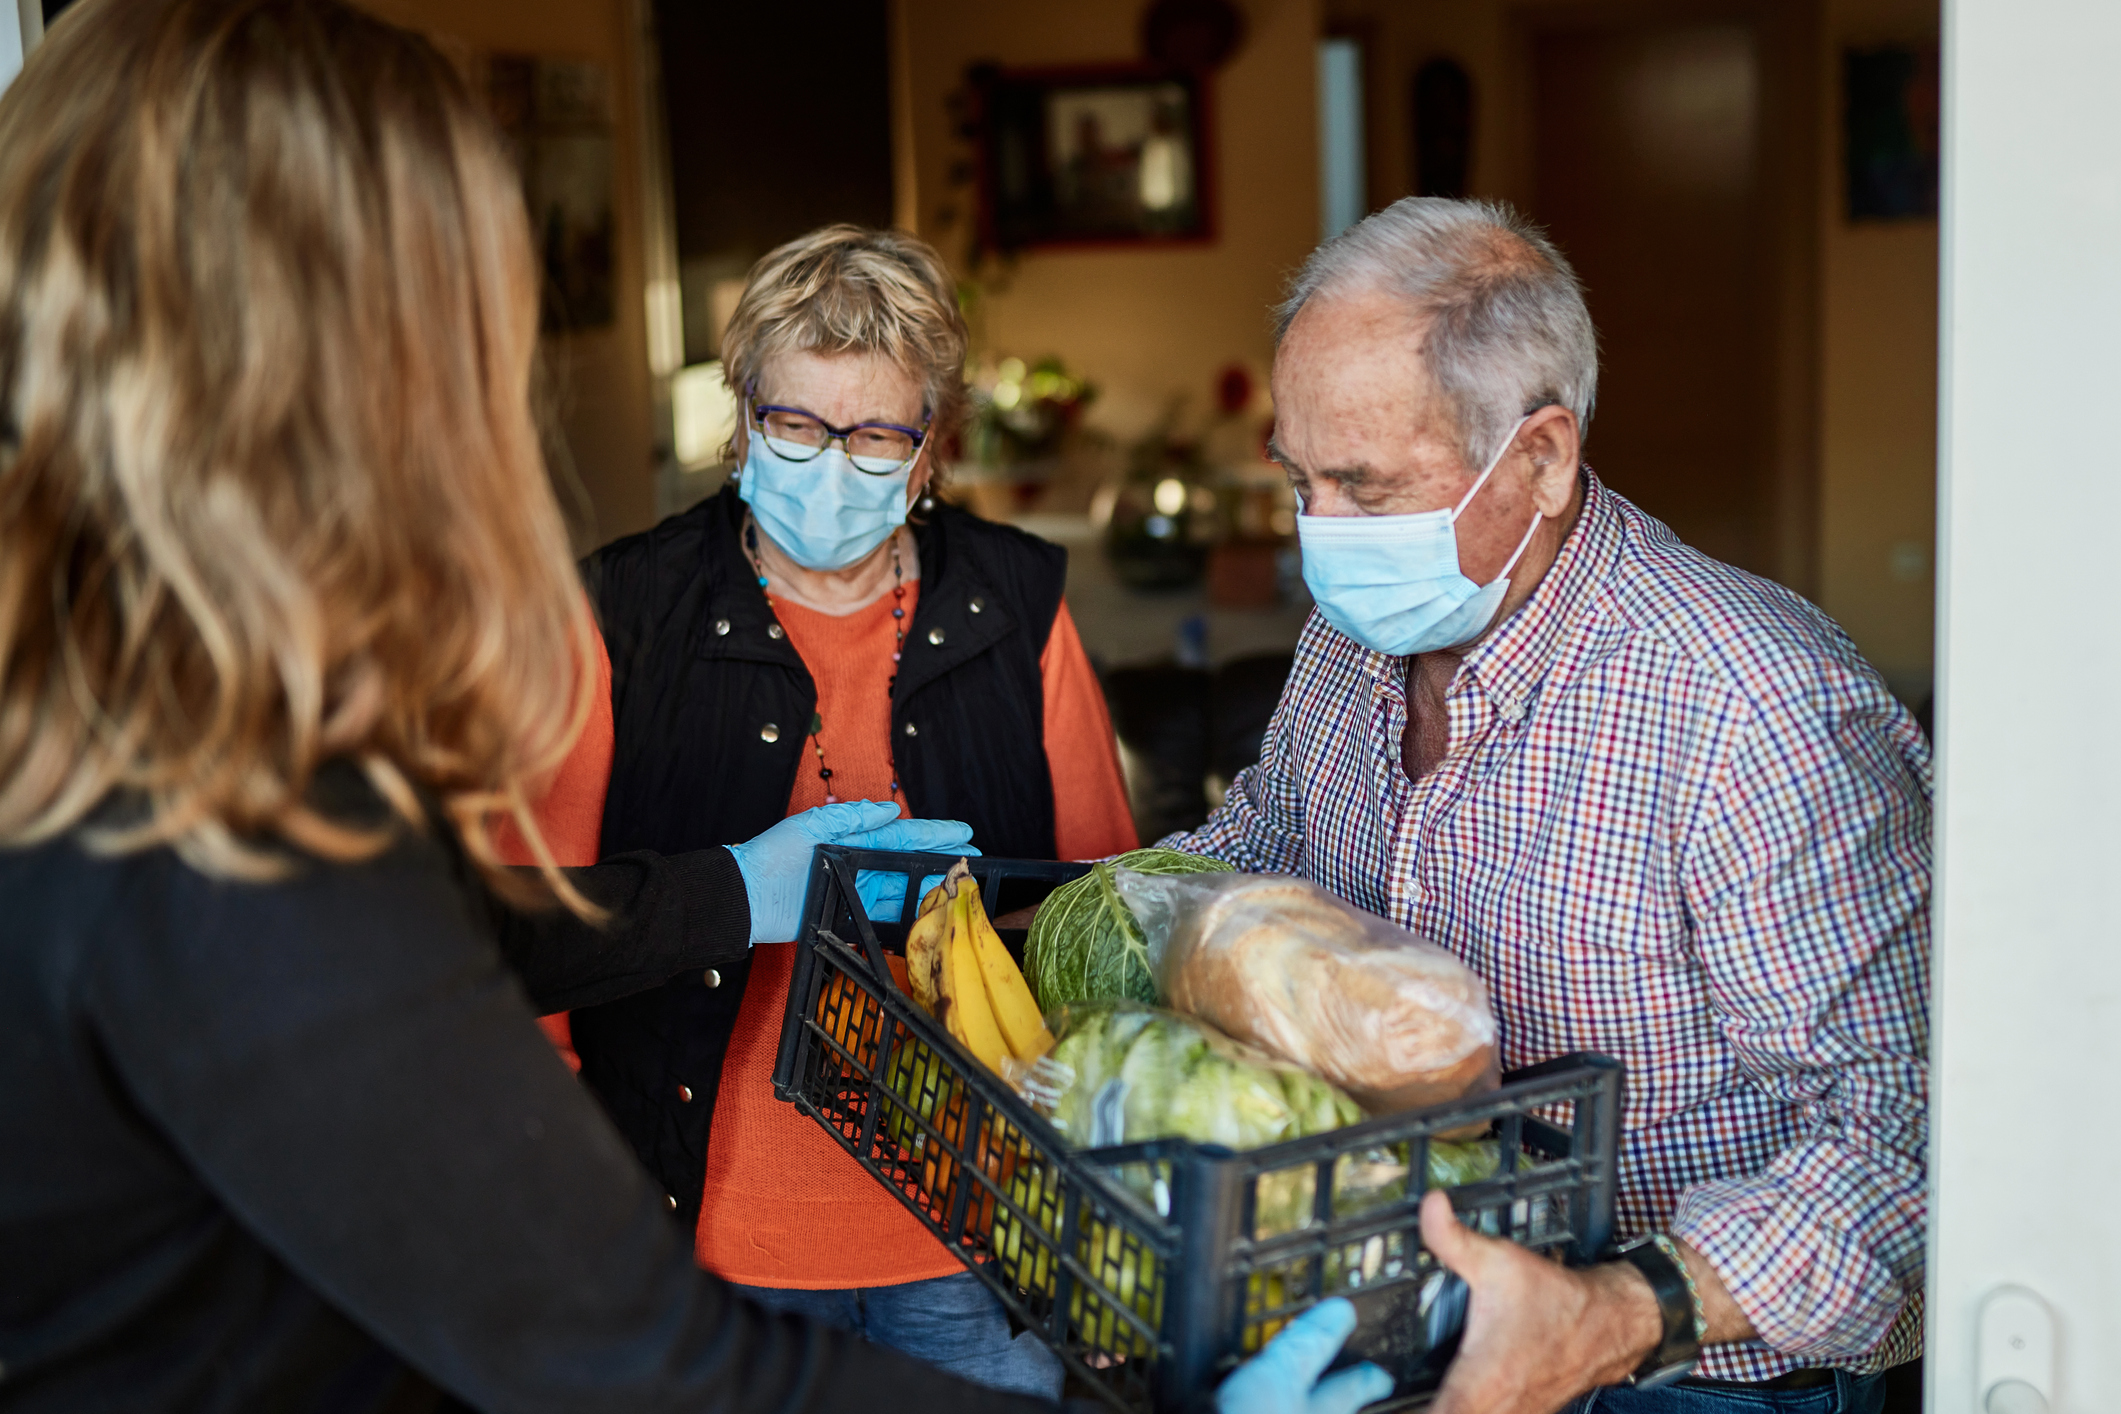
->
[1295, 416, 1541, 656]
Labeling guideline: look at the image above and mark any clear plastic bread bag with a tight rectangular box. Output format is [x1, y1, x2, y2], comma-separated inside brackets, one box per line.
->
[1112, 870, 1499, 1115]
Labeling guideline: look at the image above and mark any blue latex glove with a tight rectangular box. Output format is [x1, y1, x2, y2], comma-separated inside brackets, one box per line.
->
[726, 801, 977, 945]
[1215, 1298, 1395, 1414]
[859, 864, 979, 927]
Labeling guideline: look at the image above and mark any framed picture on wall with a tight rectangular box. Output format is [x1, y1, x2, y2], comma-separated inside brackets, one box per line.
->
[973, 64, 1214, 252]
[1844, 43, 1940, 221]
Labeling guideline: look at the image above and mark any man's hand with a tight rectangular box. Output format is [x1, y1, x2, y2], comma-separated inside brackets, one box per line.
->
[1420, 1190, 1661, 1414]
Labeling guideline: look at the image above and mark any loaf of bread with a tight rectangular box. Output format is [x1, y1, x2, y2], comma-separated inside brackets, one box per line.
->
[1126, 872, 1497, 1114]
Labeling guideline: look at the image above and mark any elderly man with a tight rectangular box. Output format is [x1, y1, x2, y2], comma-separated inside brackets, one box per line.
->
[1161, 197, 1927, 1413]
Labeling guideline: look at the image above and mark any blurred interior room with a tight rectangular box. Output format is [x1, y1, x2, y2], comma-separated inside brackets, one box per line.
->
[308, 0, 1941, 841]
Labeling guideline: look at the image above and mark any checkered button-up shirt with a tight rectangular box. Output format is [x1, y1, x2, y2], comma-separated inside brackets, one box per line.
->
[1161, 474, 1929, 1380]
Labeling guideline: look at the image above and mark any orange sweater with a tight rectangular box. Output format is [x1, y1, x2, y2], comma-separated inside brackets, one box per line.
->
[508, 588, 1135, 1288]
[493, 632, 614, 1069]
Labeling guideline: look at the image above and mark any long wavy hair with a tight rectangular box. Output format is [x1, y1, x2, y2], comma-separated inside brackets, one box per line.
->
[0, 0, 596, 910]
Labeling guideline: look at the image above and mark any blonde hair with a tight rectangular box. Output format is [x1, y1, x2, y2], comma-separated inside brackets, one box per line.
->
[719, 224, 968, 478]
[0, 0, 595, 911]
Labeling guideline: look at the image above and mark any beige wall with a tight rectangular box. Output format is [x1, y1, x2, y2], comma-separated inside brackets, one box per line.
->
[1817, 0, 1939, 694]
[360, 0, 657, 548]
[356, 0, 1940, 686]
[1325, 0, 1938, 692]
[899, 0, 1323, 440]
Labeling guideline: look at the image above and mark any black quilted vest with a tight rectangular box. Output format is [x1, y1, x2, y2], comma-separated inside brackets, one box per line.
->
[573, 485, 1064, 1228]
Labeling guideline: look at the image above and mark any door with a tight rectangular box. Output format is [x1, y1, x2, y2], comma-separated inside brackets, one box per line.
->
[1528, 20, 1778, 575]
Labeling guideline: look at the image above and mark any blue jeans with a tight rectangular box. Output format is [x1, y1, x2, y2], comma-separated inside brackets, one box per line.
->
[1566, 1369, 1887, 1414]
[734, 1271, 1064, 1400]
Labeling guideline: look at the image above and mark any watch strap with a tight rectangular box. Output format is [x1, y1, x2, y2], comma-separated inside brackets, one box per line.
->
[1615, 1235, 1702, 1387]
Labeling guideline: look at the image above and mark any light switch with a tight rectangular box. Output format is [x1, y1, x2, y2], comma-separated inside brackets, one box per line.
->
[1977, 1286, 2056, 1413]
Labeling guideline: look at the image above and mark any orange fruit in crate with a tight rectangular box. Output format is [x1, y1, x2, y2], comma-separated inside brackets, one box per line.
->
[885, 1040, 1033, 1241]
[816, 953, 909, 1068]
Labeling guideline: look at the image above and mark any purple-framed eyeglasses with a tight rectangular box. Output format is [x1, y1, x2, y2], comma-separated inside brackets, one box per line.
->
[746, 382, 929, 475]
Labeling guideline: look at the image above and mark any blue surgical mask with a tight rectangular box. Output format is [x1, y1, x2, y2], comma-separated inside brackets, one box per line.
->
[1296, 419, 1542, 657]
[738, 434, 913, 571]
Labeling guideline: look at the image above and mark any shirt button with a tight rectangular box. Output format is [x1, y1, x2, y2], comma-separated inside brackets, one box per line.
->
[767, 623, 785, 641]
[703, 968, 721, 988]
[927, 627, 946, 646]
[677, 1084, 694, 1103]
[903, 721, 919, 737]
[969, 596, 986, 614]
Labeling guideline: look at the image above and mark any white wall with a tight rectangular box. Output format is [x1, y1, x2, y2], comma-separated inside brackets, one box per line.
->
[1929, 0, 2121, 1408]
[2, 0, 31, 99]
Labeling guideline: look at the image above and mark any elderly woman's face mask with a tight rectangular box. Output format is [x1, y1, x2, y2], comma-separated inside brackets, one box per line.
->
[737, 373, 928, 571]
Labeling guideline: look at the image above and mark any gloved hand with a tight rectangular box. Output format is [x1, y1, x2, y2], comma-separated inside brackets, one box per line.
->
[862, 867, 972, 926]
[1215, 1298, 1394, 1414]
[726, 801, 977, 946]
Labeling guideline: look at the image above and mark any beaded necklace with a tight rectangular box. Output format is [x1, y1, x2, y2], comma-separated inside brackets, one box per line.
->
[744, 515, 907, 804]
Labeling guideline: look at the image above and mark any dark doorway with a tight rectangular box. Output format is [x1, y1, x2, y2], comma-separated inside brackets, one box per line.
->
[1528, 15, 1795, 579]
[654, 0, 896, 366]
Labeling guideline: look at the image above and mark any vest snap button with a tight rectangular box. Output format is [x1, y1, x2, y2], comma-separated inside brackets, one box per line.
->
[714, 618, 731, 636]
[703, 968, 722, 988]
[759, 723, 780, 743]
[677, 1084, 694, 1102]
[904, 721, 918, 737]
[969, 596, 986, 614]
[767, 623, 785, 640]
[927, 627, 946, 646]
[665, 1193, 677, 1211]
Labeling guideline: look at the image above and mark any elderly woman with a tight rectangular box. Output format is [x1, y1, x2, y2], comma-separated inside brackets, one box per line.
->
[526, 225, 1137, 1396]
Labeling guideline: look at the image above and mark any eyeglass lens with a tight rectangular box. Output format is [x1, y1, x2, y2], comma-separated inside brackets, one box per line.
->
[760, 410, 916, 466]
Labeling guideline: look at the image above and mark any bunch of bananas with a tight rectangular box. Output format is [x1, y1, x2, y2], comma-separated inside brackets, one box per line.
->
[853, 862, 1053, 1232]
[904, 861, 1053, 1072]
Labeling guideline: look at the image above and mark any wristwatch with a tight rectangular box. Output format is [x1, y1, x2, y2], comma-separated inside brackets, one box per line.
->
[1613, 1235, 1703, 1388]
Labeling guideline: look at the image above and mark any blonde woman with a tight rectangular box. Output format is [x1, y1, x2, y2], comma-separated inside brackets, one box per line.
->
[0, 2, 1242, 1410]
[528, 227, 1137, 1396]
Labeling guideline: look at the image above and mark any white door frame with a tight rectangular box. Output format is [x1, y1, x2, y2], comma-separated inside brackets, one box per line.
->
[1929, 0, 2121, 1409]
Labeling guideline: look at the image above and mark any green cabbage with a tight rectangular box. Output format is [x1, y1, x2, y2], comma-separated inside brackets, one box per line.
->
[1025, 849, 1233, 1010]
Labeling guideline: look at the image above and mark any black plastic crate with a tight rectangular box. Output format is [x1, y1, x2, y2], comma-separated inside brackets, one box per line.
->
[772, 846, 1623, 1413]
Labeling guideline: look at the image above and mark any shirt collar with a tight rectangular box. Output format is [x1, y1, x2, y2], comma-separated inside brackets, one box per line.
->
[1455, 469, 1622, 711]
[1342, 469, 1622, 705]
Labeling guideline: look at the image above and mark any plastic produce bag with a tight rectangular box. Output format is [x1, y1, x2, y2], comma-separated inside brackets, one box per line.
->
[1025, 1003, 1497, 1238]
[1022, 848, 1234, 1011]
[1040, 1003, 1361, 1153]
[1113, 870, 1498, 1114]
[998, 1005, 1500, 1360]
[1033, 1003, 1364, 1236]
